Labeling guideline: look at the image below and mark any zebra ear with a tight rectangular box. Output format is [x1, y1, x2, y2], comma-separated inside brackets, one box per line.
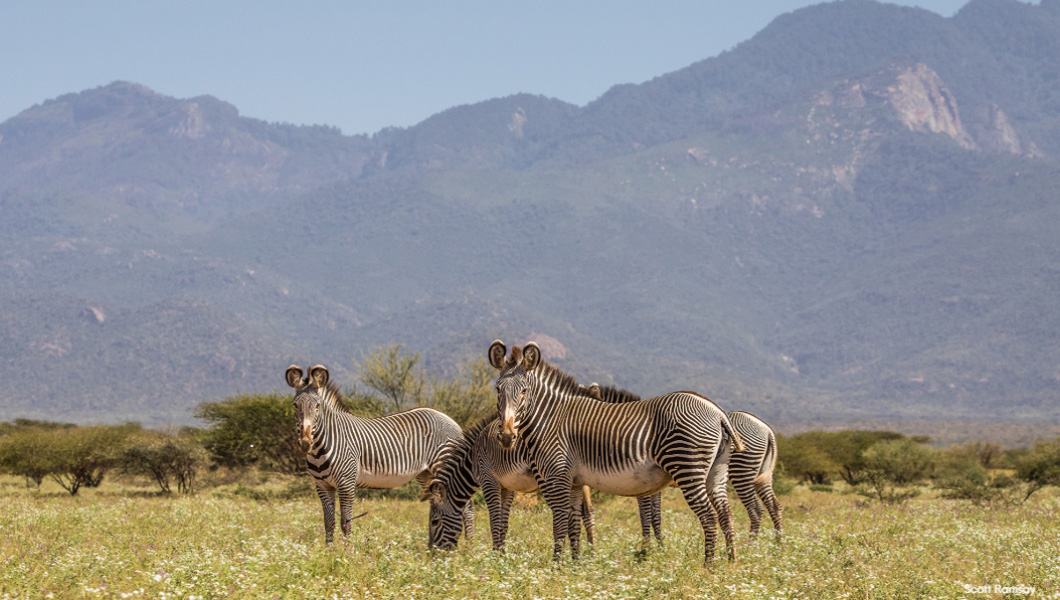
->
[285, 365, 304, 388]
[488, 340, 507, 369]
[309, 365, 329, 388]
[429, 481, 447, 503]
[522, 343, 541, 370]
[588, 383, 602, 400]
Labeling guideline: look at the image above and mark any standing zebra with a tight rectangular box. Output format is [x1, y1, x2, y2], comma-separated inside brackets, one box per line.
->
[726, 411, 783, 538]
[285, 365, 468, 544]
[424, 416, 596, 551]
[489, 340, 744, 563]
[616, 404, 783, 540]
[585, 383, 664, 542]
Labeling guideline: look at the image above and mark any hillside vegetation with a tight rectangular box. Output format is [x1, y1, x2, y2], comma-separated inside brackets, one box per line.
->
[1, 0, 1059, 425]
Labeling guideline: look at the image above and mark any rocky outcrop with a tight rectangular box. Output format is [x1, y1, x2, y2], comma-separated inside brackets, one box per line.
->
[885, 64, 976, 150]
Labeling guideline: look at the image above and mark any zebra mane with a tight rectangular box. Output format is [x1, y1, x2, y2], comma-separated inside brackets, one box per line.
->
[594, 384, 642, 404]
[531, 359, 598, 400]
[318, 382, 354, 414]
[430, 413, 495, 481]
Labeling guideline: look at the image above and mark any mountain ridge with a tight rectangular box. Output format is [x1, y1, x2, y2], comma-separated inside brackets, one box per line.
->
[1, 0, 1058, 426]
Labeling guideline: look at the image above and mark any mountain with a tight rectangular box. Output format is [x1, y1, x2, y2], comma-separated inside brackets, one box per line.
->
[1, 0, 1058, 426]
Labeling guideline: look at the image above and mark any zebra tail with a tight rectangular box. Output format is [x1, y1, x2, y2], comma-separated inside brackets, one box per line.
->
[721, 412, 746, 454]
[757, 430, 777, 483]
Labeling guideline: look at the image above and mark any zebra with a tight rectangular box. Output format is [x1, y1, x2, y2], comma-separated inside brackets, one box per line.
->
[285, 364, 469, 545]
[424, 415, 596, 552]
[606, 401, 783, 541]
[584, 383, 664, 542]
[489, 340, 745, 563]
[726, 411, 783, 538]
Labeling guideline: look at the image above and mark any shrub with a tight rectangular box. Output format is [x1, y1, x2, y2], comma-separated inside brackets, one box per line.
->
[45, 424, 140, 495]
[856, 438, 935, 503]
[429, 358, 495, 427]
[195, 392, 303, 474]
[0, 427, 56, 487]
[1013, 437, 1060, 503]
[119, 430, 207, 493]
[777, 433, 839, 484]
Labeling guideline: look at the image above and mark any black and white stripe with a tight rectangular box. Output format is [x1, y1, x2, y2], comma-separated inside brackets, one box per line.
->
[489, 341, 744, 563]
[727, 411, 783, 538]
[286, 364, 465, 545]
[425, 416, 595, 552]
[592, 382, 782, 541]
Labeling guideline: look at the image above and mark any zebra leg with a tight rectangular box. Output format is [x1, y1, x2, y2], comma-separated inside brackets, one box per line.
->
[733, 474, 764, 538]
[636, 496, 654, 541]
[497, 488, 516, 551]
[705, 441, 737, 562]
[315, 480, 338, 545]
[462, 500, 475, 540]
[567, 486, 584, 556]
[650, 492, 663, 541]
[673, 476, 721, 564]
[480, 477, 506, 551]
[580, 486, 595, 547]
[755, 478, 783, 539]
[337, 481, 357, 538]
[539, 477, 575, 559]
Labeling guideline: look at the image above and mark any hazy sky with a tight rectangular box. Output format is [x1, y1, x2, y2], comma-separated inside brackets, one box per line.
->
[5, 1, 977, 136]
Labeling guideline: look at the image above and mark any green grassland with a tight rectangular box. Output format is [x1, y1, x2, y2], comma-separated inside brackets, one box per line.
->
[2, 477, 1057, 599]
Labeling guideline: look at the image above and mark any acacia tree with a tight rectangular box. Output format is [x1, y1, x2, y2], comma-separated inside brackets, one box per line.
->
[354, 344, 427, 413]
[429, 358, 495, 427]
[195, 392, 302, 474]
[0, 428, 55, 488]
[1013, 437, 1060, 503]
[120, 430, 207, 493]
[856, 438, 936, 503]
[46, 424, 139, 495]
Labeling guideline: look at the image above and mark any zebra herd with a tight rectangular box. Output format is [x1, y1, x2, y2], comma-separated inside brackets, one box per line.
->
[284, 339, 781, 564]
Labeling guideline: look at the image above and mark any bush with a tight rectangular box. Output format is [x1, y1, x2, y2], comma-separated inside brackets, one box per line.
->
[354, 344, 428, 413]
[45, 424, 140, 495]
[195, 392, 303, 474]
[855, 438, 935, 503]
[777, 433, 839, 484]
[0, 427, 57, 487]
[429, 358, 495, 428]
[1013, 437, 1060, 502]
[119, 430, 207, 493]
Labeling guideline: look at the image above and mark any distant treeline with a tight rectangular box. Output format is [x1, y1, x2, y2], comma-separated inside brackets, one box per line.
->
[2, 345, 1058, 505]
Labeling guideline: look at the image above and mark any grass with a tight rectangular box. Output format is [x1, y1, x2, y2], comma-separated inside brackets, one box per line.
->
[1, 476, 1057, 599]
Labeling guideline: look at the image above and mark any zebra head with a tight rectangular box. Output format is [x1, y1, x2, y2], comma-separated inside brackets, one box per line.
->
[285, 364, 329, 453]
[422, 479, 462, 551]
[488, 339, 541, 450]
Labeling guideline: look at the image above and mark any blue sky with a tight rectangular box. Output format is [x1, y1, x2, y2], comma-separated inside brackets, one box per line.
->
[4, 1, 977, 136]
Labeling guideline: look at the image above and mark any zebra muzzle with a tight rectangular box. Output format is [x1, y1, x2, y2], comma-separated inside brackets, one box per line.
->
[498, 430, 517, 450]
[498, 415, 519, 449]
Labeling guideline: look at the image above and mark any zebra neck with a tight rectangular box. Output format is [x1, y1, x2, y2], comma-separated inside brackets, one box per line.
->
[309, 405, 360, 454]
[443, 455, 478, 507]
[516, 378, 571, 445]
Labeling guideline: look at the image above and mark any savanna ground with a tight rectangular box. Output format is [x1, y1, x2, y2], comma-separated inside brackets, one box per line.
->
[1, 475, 1057, 600]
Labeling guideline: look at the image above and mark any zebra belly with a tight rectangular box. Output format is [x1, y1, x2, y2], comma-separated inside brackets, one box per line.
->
[495, 469, 539, 493]
[356, 468, 420, 489]
[574, 463, 672, 497]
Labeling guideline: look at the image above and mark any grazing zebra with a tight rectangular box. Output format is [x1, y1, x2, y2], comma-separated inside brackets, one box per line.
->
[620, 407, 783, 540]
[489, 340, 744, 563]
[424, 416, 596, 552]
[285, 365, 468, 545]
